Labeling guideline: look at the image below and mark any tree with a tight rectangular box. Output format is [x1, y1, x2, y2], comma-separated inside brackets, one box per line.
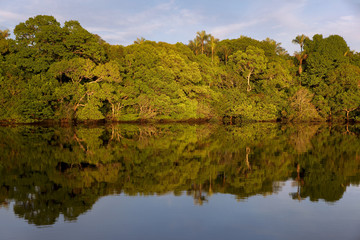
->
[230, 46, 268, 92]
[9, 15, 64, 73]
[292, 34, 309, 52]
[337, 91, 360, 122]
[0, 30, 10, 55]
[219, 44, 231, 65]
[13, 15, 61, 47]
[196, 30, 210, 55]
[48, 58, 96, 84]
[62, 20, 107, 63]
[264, 38, 287, 56]
[0, 29, 10, 39]
[304, 34, 350, 83]
[294, 51, 308, 76]
[188, 39, 201, 55]
[209, 35, 219, 63]
[134, 37, 146, 44]
[289, 88, 323, 122]
[328, 64, 360, 121]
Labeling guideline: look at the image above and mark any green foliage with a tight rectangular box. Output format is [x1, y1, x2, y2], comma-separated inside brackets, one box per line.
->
[15, 74, 57, 122]
[304, 34, 350, 83]
[229, 46, 268, 92]
[0, 15, 359, 123]
[62, 20, 106, 63]
[0, 29, 10, 56]
[288, 88, 323, 122]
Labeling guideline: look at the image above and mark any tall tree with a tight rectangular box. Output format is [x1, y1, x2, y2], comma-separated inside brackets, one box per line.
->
[196, 30, 210, 55]
[209, 35, 219, 63]
[10, 15, 64, 73]
[230, 46, 268, 92]
[292, 34, 309, 52]
[134, 37, 146, 44]
[63, 20, 106, 63]
[295, 51, 308, 76]
[188, 39, 201, 55]
[264, 38, 287, 56]
[293, 35, 309, 82]
[219, 45, 231, 65]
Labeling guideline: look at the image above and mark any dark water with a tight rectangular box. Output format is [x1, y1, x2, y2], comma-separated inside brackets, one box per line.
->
[0, 123, 360, 240]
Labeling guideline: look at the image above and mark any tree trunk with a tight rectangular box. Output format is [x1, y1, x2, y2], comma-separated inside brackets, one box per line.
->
[247, 72, 252, 92]
[212, 48, 214, 63]
[111, 103, 115, 119]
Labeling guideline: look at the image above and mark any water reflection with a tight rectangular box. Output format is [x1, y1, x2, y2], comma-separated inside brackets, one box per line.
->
[0, 123, 359, 226]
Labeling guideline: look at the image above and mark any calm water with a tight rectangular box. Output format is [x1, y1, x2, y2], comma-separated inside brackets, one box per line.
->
[0, 123, 360, 240]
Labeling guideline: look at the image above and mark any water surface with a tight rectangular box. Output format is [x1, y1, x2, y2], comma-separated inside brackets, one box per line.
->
[0, 123, 360, 239]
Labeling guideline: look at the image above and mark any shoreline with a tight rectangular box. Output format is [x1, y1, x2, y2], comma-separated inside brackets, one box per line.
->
[0, 117, 357, 127]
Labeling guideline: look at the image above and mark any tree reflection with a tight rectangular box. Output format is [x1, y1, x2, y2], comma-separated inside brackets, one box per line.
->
[0, 123, 359, 225]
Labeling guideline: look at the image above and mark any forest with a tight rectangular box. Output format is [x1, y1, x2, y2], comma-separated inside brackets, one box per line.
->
[0, 15, 360, 123]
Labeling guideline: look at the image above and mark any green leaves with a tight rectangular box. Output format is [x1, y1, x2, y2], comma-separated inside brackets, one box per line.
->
[63, 20, 106, 63]
[49, 58, 96, 83]
[1, 16, 360, 123]
[230, 46, 268, 91]
[289, 88, 323, 122]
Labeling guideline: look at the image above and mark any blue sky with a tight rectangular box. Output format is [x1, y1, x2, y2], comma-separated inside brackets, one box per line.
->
[0, 0, 359, 54]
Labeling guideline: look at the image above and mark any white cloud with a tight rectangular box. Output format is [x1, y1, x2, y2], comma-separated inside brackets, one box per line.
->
[263, 0, 308, 30]
[0, 0, 360, 52]
[207, 0, 309, 53]
[210, 20, 262, 38]
[0, 10, 24, 22]
[306, 14, 360, 50]
[0, 0, 204, 45]
[85, 1, 204, 45]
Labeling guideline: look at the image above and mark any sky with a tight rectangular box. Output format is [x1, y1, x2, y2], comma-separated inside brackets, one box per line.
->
[0, 0, 360, 54]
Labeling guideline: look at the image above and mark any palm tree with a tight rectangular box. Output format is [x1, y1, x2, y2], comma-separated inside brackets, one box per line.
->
[188, 39, 201, 55]
[196, 30, 210, 54]
[292, 34, 308, 52]
[220, 45, 231, 65]
[264, 38, 287, 56]
[134, 37, 146, 44]
[295, 51, 308, 82]
[209, 35, 219, 63]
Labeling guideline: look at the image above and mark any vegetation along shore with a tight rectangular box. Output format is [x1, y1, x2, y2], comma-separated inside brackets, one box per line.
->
[0, 15, 359, 124]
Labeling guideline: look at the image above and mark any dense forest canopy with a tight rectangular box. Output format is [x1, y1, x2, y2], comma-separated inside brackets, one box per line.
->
[0, 15, 360, 123]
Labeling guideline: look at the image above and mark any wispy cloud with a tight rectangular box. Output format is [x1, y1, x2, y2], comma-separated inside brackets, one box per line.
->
[0, 0, 360, 52]
[210, 20, 262, 38]
[305, 14, 360, 51]
[86, 1, 204, 44]
[0, 0, 204, 45]
[262, 0, 308, 30]
[0, 10, 24, 22]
